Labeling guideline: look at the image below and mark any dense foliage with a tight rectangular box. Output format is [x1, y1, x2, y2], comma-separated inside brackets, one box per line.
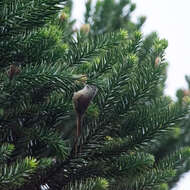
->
[0, 0, 190, 190]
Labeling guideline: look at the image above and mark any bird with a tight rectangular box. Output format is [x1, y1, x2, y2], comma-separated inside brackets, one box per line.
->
[73, 84, 98, 154]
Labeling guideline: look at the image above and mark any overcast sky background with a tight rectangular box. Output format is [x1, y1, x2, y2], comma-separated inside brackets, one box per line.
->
[132, 0, 190, 100]
[72, 0, 190, 189]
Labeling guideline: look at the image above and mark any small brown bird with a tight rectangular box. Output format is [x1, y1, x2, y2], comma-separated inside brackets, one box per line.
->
[73, 84, 98, 154]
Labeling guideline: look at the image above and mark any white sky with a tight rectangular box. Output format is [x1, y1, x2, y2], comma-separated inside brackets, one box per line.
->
[132, 0, 190, 100]
[72, 0, 190, 189]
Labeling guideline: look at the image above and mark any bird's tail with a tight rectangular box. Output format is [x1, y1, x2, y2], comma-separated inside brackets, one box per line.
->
[75, 114, 82, 155]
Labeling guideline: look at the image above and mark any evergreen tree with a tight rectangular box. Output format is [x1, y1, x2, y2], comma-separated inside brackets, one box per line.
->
[153, 76, 190, 190]
[84, 0, 146, 35]
[0, 1, 190, 190]
[83, 1, 181, 189]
